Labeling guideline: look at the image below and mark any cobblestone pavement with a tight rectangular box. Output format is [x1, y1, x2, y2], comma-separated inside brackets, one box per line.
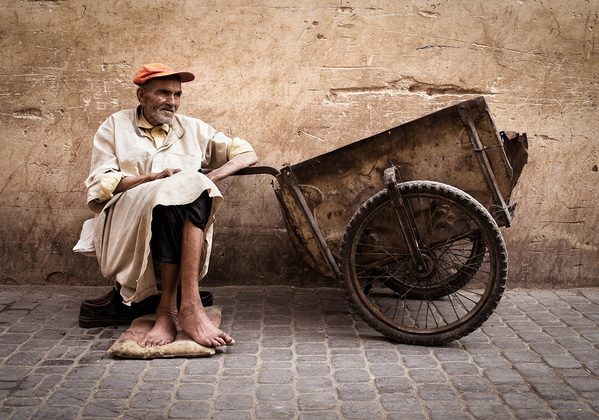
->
[0, 285, 598, 420]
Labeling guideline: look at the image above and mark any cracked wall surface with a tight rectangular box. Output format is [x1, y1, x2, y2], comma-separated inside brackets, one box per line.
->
[1, 0, 598, 287]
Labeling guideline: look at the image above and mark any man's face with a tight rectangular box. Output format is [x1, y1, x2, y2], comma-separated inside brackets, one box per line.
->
[137, 77, 182, 125]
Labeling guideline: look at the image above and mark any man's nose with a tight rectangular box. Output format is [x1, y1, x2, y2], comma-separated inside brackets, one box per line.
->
[165, 94, 176, 106]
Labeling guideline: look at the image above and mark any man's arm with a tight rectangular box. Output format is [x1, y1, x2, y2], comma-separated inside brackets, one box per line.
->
[206, 151, 258, 183]
[114, 168, 182, 194]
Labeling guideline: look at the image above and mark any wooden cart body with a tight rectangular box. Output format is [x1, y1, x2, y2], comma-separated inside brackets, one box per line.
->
[273, 96, 528, 279]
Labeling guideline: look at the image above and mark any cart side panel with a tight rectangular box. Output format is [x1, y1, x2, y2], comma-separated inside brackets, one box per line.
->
[273, 182, 333, 278]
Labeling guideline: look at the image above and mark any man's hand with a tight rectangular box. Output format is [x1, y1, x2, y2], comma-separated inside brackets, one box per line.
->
[114, 168, 182, 194]
[153, 168, 182, 180]
[206, 152, 258, 183]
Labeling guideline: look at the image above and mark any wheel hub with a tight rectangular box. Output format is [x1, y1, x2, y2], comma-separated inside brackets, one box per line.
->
[408, 254, 435, 279]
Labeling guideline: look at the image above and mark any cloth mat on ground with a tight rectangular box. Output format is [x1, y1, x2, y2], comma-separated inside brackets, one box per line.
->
[107, 305, 222, 359]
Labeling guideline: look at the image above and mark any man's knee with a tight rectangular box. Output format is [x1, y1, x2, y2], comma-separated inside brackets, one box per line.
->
[150, 191, 212, 263]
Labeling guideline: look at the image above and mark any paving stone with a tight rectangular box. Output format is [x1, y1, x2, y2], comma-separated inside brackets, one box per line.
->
[60, 379, 96, 390]
[82, 399, 127, 418]
[218, 369, 254, 378]
[260, 348, 293, 362]
[563, 376, 599, 392]
[150, 358, 187, 368]
[339, 401, 382, 419]
[298, 412, 340, 420]
[374, 376, 414, 393]
[503, 349, 542, 363]
[502, 392, 548, 410]
[258, 369, 294, 384]
[67, 365, 108, 380]
[211, 412, 253, 420]
[513, 364, 554, 381]
[222, 355, 258, 369]
[176, 383, 215, 399]
[99, 374, 140, 390]
[3, 397, 44, 407]
[432, 348, 471, 362]
[452, 375, 494, 393]
[543, 354, 585, 369]
[129, 391, 171, 409]
[336, 384, 377, 401]
[143, 367, 181, 382]
[46, 387, 93, 406]
[185, 359, 221, 375]
[402, 355, 438, 368]
[256, 384, 294, 401]
[140, 382, 173, 391]
[369, 364, 405, 377]
[334, 369, 371, 383]
[332, 354, 367, 369]
[93, 389, 133, 399]
[218, 377, 255, 393]
[409, 368, 448, 383]
[262, 326, 293, 337]
[121, 409, 167, 420]
[484, 368, 525, 384]
[168, 401, 211, 419]
[0, 334, 31, 345]
[425, 400, 463, 412]
[417, 384, 458, 401]
[466, 401, 512, 419]
[429, 411, 471, 420]
[297, 362, 331, 376]
[0, 345, 19, 358]
[365, 349, 399, 364]
[472, 354, 512, 369]
[31, 405, 80, 420]
[529, 342, 568, 356]
[442, 361, 480, 375]
[261, 361, 293, 369]
[298, 393, 337, 411]
[462, 343, 500, 355]
[512, 409, 555, 419]
[229, 342, 260, 355]
[531, 382, 580, 400]
[255, 401, 296, 418]
[262, 336, 294, 348]
[297, 378, 334, 393]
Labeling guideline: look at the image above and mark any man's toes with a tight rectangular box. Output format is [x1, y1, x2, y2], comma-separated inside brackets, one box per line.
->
[143, 338, 156, 347]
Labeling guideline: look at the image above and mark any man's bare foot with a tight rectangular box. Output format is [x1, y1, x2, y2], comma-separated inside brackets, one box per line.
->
[178, 303, 235, 347]
[138, 310, 178, 347]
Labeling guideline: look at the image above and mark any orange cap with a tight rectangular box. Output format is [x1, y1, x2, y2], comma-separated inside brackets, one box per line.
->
[133, 63, 195, 85]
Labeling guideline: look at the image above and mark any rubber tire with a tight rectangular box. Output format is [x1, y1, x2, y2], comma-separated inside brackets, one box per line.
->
[339, 181, 507, 346]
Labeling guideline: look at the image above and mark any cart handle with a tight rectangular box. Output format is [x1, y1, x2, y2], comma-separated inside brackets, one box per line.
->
[201, 166, 280, 177]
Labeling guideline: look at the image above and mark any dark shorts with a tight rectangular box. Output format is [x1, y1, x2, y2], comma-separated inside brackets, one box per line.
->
[150, 191, 213, 264]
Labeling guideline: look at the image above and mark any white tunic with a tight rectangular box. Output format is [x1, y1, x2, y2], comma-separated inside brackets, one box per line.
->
[83, 108, 247, 303]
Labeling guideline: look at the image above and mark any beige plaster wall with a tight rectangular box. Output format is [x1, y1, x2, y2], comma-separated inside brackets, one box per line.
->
[1, 0, 597, 288]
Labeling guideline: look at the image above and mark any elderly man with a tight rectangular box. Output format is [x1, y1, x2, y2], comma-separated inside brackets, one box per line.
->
[84, 63, 257, 347]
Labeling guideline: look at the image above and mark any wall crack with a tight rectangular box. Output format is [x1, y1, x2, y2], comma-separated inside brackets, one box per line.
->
[326, 76, 489, 102]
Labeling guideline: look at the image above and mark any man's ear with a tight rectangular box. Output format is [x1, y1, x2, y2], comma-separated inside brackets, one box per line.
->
[136, 87, 146, 105]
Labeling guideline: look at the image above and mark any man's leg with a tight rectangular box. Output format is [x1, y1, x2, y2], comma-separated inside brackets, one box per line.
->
[139, 202, 185, 347]
[177, 217, 235, 347]
[138, 262, 179, 347]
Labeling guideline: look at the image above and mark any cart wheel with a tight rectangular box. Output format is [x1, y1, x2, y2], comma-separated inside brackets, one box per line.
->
[339, 181, 507, 346]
